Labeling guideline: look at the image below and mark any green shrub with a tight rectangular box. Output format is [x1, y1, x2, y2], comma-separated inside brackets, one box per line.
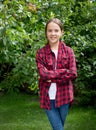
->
[0, 0, 96, 106]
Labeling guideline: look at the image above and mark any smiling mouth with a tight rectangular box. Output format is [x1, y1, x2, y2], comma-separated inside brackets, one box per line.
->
[50, 37, 56, 40]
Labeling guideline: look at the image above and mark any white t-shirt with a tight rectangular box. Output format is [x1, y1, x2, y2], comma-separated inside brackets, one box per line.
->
[48, 50, 58, 99]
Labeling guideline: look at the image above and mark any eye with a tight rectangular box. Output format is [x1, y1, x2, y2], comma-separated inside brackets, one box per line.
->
[55, 29, 59, 32]
[47, 29, 52, 32]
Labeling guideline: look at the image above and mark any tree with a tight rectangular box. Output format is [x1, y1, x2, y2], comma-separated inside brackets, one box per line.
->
[0, 0, 96, 106]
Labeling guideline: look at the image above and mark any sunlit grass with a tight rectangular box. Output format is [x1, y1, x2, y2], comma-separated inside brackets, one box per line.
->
[0, 93, 96, 130]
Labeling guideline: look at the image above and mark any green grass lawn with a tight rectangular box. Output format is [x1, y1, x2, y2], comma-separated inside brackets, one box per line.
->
[0, 92, 96, 130]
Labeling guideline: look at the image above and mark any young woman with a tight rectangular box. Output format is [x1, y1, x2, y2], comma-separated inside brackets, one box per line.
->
[36, 18, 77, 130]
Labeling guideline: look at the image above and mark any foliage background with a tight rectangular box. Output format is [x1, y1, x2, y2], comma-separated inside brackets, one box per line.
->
[0, 0, 96, 106]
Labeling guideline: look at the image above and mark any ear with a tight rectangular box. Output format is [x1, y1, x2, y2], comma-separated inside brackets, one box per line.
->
[62, 30, 64, 34]
[61, 30, 64, 36]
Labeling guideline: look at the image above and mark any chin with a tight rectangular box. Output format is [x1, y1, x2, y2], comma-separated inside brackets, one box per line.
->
[49, 40, 58, 44]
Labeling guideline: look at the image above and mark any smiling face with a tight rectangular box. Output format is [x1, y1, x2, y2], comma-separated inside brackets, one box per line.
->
[46, 21, 63, 45]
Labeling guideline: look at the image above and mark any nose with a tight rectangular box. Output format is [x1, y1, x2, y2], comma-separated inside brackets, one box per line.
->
[51, 31, 55, 35]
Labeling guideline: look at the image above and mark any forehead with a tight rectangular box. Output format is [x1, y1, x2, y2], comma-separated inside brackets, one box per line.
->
[47, 22, 61, 29]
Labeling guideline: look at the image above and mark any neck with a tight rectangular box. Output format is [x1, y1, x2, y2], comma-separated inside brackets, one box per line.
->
[50, 42, 59, 50]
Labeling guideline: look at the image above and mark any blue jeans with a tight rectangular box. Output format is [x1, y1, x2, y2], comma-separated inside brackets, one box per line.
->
[45, 100, 69, 130]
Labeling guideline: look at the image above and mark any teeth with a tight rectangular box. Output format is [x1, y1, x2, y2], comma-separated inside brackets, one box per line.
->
[51, 37, 55, 39]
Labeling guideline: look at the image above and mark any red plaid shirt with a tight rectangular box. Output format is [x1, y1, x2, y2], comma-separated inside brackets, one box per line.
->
[36, 41, 77, 110]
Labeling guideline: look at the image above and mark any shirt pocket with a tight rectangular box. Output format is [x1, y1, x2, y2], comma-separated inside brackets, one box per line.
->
[61, 56, 69, 68]
[46, 61, 53, 70]
[45, 56, 54, 70]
